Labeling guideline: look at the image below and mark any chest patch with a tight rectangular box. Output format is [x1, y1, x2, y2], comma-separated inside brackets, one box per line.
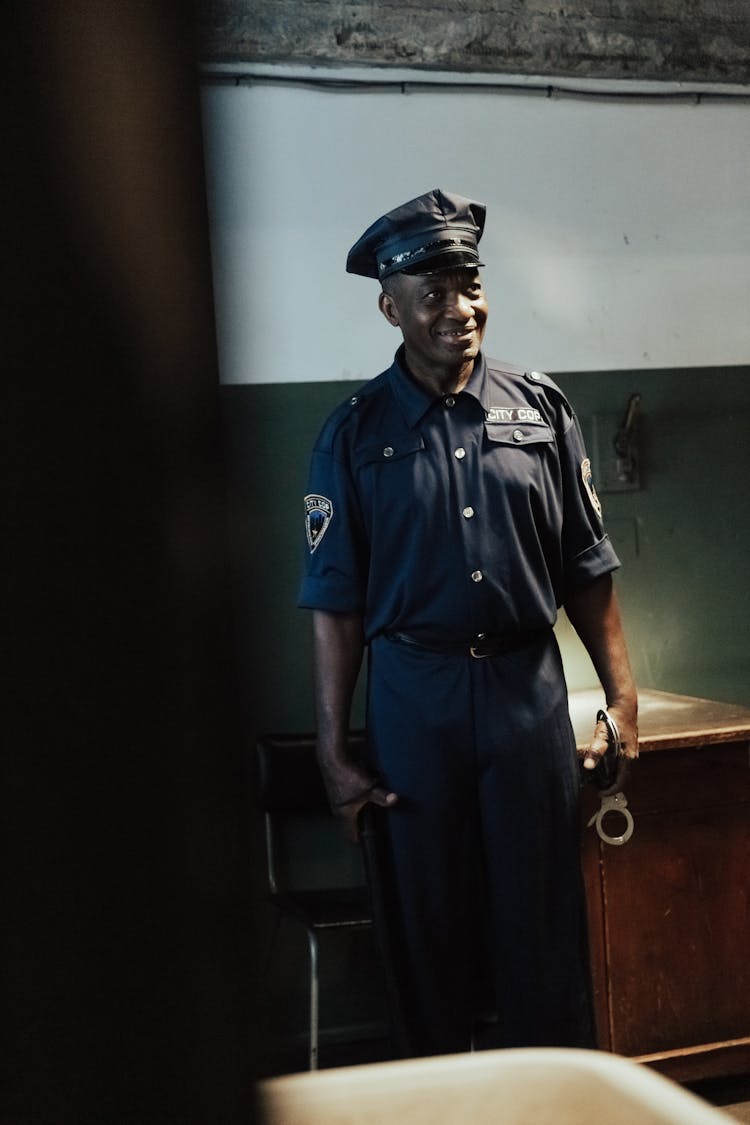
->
[580, 458, 603, 519]
[486, 406, 544, 424]
[304, 494, 333, 553]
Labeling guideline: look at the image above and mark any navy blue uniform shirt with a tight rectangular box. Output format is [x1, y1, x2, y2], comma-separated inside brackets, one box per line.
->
[299, 348, 619, 644]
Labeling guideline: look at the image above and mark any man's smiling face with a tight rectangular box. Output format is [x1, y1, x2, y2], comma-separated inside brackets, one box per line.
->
[378, 266, 489, 389]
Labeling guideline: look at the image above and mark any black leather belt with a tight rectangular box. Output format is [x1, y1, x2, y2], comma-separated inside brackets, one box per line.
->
[384, 628, 550, 659]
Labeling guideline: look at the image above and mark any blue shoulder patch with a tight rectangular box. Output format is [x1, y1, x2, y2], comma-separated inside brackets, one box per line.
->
[304, 494, 333, 553]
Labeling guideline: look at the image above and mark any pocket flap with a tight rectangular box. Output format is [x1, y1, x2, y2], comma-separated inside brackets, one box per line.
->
[353, 433, 425, 467]
[484, 418, 553, 447]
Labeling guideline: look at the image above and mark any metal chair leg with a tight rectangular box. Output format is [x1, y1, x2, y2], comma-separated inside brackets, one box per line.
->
[307, 928, 319, 1070]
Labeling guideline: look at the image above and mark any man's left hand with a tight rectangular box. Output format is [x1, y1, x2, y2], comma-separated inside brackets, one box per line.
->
[581, 701, 639, 794]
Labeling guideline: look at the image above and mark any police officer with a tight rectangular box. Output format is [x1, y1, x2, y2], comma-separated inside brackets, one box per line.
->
[299, 189, 638, 1057]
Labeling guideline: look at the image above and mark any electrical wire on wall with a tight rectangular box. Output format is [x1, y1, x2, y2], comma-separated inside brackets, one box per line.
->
[199, 64, 750, 104]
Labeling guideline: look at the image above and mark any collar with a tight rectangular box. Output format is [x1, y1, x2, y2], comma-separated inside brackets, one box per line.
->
[386, 347, 487, 429]
[462, 352, 488, 411]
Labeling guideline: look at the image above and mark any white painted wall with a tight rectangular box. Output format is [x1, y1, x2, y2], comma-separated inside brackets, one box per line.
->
[200, 69, 750, 385]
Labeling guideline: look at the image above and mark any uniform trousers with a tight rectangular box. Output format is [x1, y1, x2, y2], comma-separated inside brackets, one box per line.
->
[365, 630, 596, 1058]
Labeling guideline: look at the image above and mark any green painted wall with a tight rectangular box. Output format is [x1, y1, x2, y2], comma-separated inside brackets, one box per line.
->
[223, 364, 750, 1064]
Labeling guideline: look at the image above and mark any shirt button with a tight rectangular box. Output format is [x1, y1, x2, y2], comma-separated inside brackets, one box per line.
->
[476, 632, 486, 640]
[513, 429, 524, 442]
[529, 370, 542, 380]
[383, 446, 394, 458]
[444, 396, 455, 408]
[454, 447, 466, 460]
[462, 506, 475, 519]
[471, 570, 483, 582]
[350, 395, 359, 405]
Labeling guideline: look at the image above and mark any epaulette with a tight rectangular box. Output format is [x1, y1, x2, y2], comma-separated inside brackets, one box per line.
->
[486, 358, 567, 397]
[485, 357, 528, 381]
[523, 368, 556, 390]
[486, 359, 574, 427]
[520, 366, 575, 424]
[344, 366, 390, 410]
[312, 367, 389, 454]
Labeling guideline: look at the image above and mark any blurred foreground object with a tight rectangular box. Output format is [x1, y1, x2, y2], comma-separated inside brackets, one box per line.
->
[258, 1047, 735, 1125]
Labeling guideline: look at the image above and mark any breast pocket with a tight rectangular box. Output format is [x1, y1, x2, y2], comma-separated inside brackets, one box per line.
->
[352, 434, 427, 529]
[483, 419, 557, 506]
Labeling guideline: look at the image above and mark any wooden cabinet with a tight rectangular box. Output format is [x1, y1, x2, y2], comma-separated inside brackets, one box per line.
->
[570, 689, 750, 1082]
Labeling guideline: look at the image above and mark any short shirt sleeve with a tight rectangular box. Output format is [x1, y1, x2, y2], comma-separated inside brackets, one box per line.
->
[558, 408, 621, 589]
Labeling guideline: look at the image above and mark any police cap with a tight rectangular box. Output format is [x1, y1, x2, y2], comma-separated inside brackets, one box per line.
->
[346, 188, 486, 281]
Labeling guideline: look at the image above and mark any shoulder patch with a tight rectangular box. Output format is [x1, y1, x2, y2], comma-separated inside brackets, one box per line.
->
[581, 459, 603, 519]
[304, 494, 333, 553]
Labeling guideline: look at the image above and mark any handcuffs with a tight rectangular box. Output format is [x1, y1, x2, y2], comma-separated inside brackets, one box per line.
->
[583, 709, 635, 847]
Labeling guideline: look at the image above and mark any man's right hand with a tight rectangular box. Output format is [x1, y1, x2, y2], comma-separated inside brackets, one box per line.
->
[319, 755, 398, 843]
[311, 609, 397, 841]
[336, 784, 398, 844]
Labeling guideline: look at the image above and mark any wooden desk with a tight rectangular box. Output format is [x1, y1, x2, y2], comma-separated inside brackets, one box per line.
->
[570, 689, 750, 1083]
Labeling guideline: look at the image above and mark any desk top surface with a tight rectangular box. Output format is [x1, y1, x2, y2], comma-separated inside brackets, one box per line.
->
[569, 688, 750, 753]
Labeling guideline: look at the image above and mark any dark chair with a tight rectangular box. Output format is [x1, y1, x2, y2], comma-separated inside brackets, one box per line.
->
[256, 731, 374, 1070]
